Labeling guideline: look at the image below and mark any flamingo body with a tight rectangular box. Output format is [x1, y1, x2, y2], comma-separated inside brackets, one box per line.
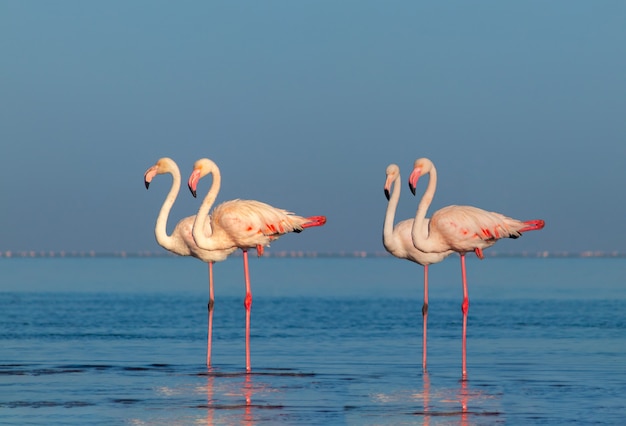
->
[187, 158, 326, 372]
[210, 199, 325, 255]
[408, 158, 545, 258]
[408, 157, 545, 379]
[427, 204, 544, 257]
[143, 158, 237, 262]
[188, 158, 326, 257]
[384, 165, 452, 266]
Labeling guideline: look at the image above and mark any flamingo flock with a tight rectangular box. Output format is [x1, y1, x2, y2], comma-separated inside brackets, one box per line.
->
[383, 164, 453, 372]
[144, 157, 326, 372]
[144, 156, 544, 378]
[143, 158, 239, 368]
[383, 158, 544, 379]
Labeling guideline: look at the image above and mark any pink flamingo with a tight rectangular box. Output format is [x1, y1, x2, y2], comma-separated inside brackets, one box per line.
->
[144, 157, 237, 368]
[383, 164, 453, 371]
[187, 158, 326, 372]
[408, 157, 545, 379]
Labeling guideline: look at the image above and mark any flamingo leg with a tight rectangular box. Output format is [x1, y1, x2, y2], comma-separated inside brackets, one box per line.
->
[460, 254, 470, 380]
[422, 265, 429, 372]
[242, 250, 253, 373]
[207, 262, 215, 368]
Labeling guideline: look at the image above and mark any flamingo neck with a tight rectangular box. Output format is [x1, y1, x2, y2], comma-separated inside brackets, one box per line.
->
[383, 175, 400, 249]
[154, 167, 180, 251]
[192, 167, 222, 250]
[411, 165, 437, 252]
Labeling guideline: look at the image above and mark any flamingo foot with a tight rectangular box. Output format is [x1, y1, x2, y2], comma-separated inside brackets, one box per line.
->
[256, 245, 264, 257]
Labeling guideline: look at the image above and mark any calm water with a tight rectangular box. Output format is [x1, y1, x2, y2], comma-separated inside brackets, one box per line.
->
[1, 256, 625, 425]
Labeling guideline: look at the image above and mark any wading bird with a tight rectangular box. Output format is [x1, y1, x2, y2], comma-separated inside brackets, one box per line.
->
[187, 158, 326, 372]
[144, 157, 237, 368]
[408, 157, 544, 379]
[383, 164, 453, 371]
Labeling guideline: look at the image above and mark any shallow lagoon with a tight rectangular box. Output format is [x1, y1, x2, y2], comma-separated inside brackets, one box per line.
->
[1, 256, 625, 424]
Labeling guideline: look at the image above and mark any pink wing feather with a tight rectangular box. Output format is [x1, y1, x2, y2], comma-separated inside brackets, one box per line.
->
[431, 205, 545, 254]
[213, 199, 326, 252]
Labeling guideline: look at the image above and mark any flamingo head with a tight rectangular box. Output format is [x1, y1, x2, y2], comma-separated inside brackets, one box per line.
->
[384, 164, 400, 201]
[144, 157, 176, 190]
[188, 158, 218, 198]
[408, 158, 433, 196]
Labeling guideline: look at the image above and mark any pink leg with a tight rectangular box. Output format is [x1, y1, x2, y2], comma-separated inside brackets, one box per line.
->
[460, 254, 469, 380]
[422, 265, 429, 372]
[242, 250, 252, 373]
[207, 262, 215, 368]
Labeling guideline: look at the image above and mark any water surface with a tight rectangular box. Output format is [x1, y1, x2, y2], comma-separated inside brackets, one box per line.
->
[1, 257, 625, 424]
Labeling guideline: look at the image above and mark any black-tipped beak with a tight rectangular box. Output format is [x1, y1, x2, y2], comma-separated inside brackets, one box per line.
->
[384, 188, 390, 201]
[409, 183, 416, 196]
[188, 184, 197, 198]
[145, 181, 150, 190]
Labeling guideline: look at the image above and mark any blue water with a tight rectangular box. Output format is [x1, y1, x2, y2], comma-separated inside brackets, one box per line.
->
[1, 256, 625, 424]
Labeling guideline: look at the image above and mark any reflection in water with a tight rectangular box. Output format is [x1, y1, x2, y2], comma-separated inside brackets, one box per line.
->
[422, 372, 431, 425]
[199, 371, 293, 425]
[242, 374, 253, 424]
[196, 369, 322, 425]
[204, 372, 215, 425]
[370, 373, 501, 425]
[419, 375, 499, 425]
[459, 378, 469, 425]
[201, 371, 256, 425]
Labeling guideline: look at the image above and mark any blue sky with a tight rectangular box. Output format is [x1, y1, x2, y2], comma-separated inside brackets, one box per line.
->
[1, 1, 625, 255]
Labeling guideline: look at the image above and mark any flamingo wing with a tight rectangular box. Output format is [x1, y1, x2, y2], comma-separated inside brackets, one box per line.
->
[431, 205, 531, 252]
[212, 199, 306, 248]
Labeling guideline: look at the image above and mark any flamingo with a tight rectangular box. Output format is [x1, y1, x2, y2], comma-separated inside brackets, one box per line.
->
[383, 164, 453, 371]
[144, 157, 237, 368]
[408, 157, 545, 379]
[187, 158, 327, 372]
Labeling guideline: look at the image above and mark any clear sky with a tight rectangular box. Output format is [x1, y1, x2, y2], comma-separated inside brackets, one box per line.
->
[1, 1, 625, 255]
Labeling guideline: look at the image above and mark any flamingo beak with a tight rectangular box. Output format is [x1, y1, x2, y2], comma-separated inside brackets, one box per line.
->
[408, 168, 421, 196]
[188, 169, 201, 198]
[144, 166, 158, 190]
[384, 174, 395, 201]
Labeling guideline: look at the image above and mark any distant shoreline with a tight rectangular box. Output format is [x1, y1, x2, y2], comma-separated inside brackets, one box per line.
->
[0, 250, 624, 259]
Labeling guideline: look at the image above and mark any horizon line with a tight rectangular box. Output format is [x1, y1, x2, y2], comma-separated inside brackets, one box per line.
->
[0, 249, 624, 259]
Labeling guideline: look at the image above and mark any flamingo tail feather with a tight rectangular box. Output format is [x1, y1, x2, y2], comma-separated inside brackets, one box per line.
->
[519, 219, 545, 233]
[301, 216, 327, 229]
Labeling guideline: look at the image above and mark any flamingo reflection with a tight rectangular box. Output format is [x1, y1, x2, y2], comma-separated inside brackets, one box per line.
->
[411, 374, 499, 425]
[242, 374, 254, 424]
[201, 371, 275, 425]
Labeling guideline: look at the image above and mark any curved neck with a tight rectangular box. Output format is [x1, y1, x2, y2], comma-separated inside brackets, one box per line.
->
[411, 165, 437, 251]
[155, 166, 180, 251]
[383, 174, 401, 245]
[192, 166, 222, 250]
